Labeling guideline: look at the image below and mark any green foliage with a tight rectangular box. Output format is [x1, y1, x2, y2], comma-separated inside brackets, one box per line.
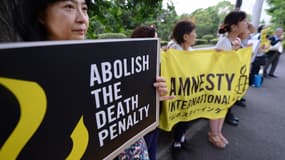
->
[160, 40, 168, 46]
[210, 38, 218, 44]
[195, 39, 208, 45]
[215, 1, 234, 21]
[97, 33, 127, 39]
[189, 1, 234, 38]
[202, 34, 215, 43]
[266, 0, 285, 29]
[156, 1, 178, 41]
[192, 8, 219, 38]
[87, 0, 168, 38]
[86, 0, 237, 43]
[87, 16, 105, 39]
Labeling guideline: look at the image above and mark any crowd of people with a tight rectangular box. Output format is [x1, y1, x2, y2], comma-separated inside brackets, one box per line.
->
[4, 0, 284, 159]
[123, 10, 284, 160]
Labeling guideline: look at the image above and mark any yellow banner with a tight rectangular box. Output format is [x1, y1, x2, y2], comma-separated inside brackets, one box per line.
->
[159, 47, 252, 131]
[260, 27, 271, 47]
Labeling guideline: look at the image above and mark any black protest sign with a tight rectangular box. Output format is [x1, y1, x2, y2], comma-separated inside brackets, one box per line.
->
[0, 39, 159, 160]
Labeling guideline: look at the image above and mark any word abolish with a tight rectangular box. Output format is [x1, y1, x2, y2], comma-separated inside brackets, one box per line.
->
[90, 55, 150, 86]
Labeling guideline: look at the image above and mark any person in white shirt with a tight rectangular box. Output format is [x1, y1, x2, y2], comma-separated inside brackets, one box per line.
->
[166, 19, 197, 158]
[210, 10, 248, 149]
[247, 25, 268, 86]
[264, 27, 284, 78]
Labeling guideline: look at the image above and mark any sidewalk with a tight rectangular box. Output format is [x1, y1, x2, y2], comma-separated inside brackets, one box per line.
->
[156, 119, 208, 159]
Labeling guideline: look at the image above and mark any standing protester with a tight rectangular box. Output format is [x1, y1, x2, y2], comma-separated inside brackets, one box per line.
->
[264, 28, 284, 78]
[235, 23, 256, 104]
[18, 0, 90, 41]
[130, 26, 158, 160]
[166, 19, 197, 159]
[248, 25, 269, 86]
[13, 0, 172, 159]
[239, 23, 256, 48]
[116, 26, 175, 160]
[209, 11, 248, 149]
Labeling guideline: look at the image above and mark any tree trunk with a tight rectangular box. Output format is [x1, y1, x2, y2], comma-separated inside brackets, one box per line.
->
[0, 0, 21, 42]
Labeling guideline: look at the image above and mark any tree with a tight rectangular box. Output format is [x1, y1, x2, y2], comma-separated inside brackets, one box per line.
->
[87, 0, 166, 38]
[156, 0, 178, 41]
[191, 7, 219, 38]
[1, 0, 175, 41]
[0, 0, 21, 42]
[187, 1, 234, 38]
[266, 0, 285, 29]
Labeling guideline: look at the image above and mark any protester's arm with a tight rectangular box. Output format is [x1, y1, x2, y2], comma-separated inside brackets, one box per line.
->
[269, 41, 281, 51]
[153, 77, 175, 101]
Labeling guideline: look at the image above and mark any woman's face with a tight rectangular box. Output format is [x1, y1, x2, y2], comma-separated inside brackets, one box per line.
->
[239, 29, 250, 40]
[184, 30, 196, 46]
[276, 29, 283, 37]
[237, 19, 248, 34]
[230, 19, 248, 35]
[42, 0, 89, 40]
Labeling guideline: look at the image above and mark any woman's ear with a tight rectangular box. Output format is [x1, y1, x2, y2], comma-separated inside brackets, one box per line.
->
[231, 25, 238, 33]
[183, 34, 188, 41]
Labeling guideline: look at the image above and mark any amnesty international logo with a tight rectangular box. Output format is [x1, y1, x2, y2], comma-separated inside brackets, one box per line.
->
[0, 77, 89, 159]
[0, 77, 47, 159]
[235, 65, 248, 96]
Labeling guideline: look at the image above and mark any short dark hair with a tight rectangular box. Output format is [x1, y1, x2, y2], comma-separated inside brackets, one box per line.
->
[218, 11, 247, 34]
[257, 25, 265, 33]
[172, 20, 196, 44]
[131, 26, 156, 38]
[17, 0, 91, 41]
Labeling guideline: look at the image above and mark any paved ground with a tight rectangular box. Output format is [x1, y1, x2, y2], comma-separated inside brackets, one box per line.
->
[157, 53, 285, 160]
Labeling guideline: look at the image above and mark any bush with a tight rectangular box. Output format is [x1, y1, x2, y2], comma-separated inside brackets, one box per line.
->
[202, 34, 215, 44]
[202, 34, 215, 41]
[97, 33, 127, 39]
[160, 40, 168, 46]
[195, 38, 208, 45]
[210, 38, 218, 44]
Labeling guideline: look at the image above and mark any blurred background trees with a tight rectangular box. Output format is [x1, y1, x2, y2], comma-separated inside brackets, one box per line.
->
[87, 0, 234, 45]
[87, 0, 170, 39]
[1, 0, 283, 44]
[266, 0, 285, 29]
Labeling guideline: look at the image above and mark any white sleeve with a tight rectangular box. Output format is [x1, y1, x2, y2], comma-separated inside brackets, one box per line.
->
[250, 40, 261, 62]
[250, 39, 260, 54]
[279, 44, 283, 53]
[269, 41, 281, 51]
[216, 38, 232, 50]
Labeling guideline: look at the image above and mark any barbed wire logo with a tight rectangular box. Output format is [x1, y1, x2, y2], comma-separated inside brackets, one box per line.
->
[235, 65, 248, 96]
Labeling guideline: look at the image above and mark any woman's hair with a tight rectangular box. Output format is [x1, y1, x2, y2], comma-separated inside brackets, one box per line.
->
[17, 0, 91, 41]
[131, 26, 156, 38]
[247, 23, 256, 34]
[257, 25, 265, 33]
[172, 20, 195, 44]
[218, 11, 246, 34]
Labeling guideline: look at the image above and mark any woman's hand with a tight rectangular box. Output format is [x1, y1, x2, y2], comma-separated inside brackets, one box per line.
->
[215, 48, 223, 52]
[232, 38, 242, 50]
[246, 43, 253, 47]
[153, 76, 175, 101]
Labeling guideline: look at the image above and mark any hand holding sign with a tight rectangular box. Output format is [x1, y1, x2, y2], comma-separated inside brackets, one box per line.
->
[153, 77, 175, 101]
